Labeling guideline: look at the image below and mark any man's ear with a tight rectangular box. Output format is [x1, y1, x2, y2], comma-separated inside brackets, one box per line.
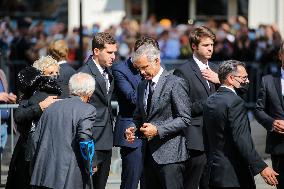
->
[227, 74, 235, 85]
[93, 48, 100, 56]
[191, 43, 197, 51]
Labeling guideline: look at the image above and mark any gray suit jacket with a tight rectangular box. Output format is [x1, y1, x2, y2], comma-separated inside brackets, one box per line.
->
[132, 70, 191, 164]
[30, 96, 98, 189]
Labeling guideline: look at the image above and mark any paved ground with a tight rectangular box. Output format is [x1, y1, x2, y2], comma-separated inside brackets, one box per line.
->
[0, 115, 278, 189]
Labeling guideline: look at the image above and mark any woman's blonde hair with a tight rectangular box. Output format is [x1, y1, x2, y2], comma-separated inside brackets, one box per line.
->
[47, 39, 68, 61]
[33, 55, 59, 72]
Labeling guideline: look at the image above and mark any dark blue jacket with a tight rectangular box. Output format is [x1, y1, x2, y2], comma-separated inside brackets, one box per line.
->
[113, 58, 142, 148]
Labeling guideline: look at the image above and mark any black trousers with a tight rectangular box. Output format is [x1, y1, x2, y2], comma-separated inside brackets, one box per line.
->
[184, 150, 207, 189]
[271, 154, 284, 189]
[91, 150, 112, 189]
[143, 145, 186, 189]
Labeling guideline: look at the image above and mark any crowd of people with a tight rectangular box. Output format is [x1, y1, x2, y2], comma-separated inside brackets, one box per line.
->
[0, 15, 283, 65]
[0, 15, 284, 189]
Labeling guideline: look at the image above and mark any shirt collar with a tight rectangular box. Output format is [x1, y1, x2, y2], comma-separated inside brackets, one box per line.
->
[193, 54, 209, 70]
[57, 60, 67, 65]
[92, 56, 105, 74]
[152, 67, 164, 84]
[221, 85, 236, 94]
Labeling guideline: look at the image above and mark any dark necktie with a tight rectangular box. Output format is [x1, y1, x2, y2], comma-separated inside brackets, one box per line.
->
[147, 80, 154, 115]
[102, 69, 110, 93]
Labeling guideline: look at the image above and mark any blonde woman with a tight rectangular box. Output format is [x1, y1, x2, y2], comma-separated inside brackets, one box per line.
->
[6, 56, 61, 189]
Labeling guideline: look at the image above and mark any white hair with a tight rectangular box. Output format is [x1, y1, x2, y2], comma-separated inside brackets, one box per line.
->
[32, 55, 59, 72]
[132, 44, 160, 64]
[69, 72, 95, 97]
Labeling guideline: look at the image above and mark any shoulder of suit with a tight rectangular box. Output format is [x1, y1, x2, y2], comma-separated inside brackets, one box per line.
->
[112, 61, 128, 71]
[64, 97, 96, 109]
[165, 74, 187, 86]
[262, 74, 275, 81]
[60, 63, 76, 71]
[174, 61, 193, 75]
[78, 61, 92, 73]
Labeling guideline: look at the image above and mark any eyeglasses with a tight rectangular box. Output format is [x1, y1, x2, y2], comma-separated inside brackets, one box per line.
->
[233, 75, 248, 81]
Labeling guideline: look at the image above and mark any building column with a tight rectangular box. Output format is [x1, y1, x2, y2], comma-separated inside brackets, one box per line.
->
[227, 0, 237, 19]
[141, 0, 148, 23]
[189, 0, 196, 20]
[125, 0, 131, 18]
[276, 0, 284, 37]
[68, 0, 80, 33]
[248, 0, 284, 37]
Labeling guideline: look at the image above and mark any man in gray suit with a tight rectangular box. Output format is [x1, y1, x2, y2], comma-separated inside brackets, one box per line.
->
[30, 73, 99, 189]
[125, 44, 191, 189]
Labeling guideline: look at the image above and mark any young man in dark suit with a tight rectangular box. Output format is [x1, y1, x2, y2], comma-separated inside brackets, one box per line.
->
[173, 25, 219, 189]
[204, 60, 278, 189]
[254, 42, 284, 189]
[113, 36, 159, 189]
[79, 32, 117, 189]
[125, 43, 191, 189]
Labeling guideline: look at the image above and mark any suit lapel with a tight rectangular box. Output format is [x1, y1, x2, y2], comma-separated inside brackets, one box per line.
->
[274, 77, 284, 110]
[87, 58, 108, 96]
[190, 59, 210, 95]
[147, 70, 168, 118]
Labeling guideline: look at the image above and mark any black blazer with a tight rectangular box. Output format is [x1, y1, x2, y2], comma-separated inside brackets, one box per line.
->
[204, 87, 267, 188]
[79, 56, 114, 150]
[57, 62, 76, 98]
[173, 58, 218, 151]
[254, 74, 284, 155]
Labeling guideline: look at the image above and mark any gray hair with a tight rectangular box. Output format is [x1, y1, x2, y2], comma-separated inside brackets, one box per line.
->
[33, 55, 59, 72]
[132, 44, 160, 64]
[218, 60, 246, 84]
[69, 72, 96, 97]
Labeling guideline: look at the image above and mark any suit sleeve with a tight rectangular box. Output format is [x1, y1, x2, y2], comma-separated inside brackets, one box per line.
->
[156, 78, 191, 139]
[229, 98, 267, 175]
[254, 77, 274, 131]
[14, 100, 43, 134]
[173, 68, 204, 117]
[131, 83, 144, 137]
[113, 67, 137, 106]
[77, 106, 97, 166]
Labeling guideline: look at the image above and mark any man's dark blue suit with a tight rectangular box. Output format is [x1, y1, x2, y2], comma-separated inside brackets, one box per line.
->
[113, 58, 144, 189]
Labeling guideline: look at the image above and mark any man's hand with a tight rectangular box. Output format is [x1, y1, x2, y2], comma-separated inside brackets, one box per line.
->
[125, 127, 136, 143]
[272, 120, 284, 134]
[0, 92, 10, 102]
[39, 96, 60, 111]
[7, 93, 17, 103]
[140, 123, 158, 140]
[260, 167, 278, 186]
[201, 69, 220, 84]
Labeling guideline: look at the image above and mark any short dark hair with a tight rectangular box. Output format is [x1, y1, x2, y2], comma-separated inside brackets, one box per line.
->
[92, 32, 116, 51]
[189, 26, 215, 51]
[134, 36, 160, 52]
[218, 60, 246, 84]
